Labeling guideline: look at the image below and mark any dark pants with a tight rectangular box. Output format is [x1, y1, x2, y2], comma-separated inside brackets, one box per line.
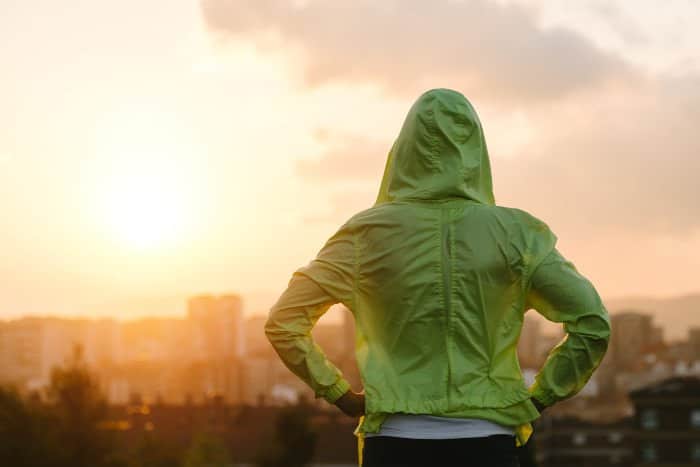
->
[362, 434, 520, 467]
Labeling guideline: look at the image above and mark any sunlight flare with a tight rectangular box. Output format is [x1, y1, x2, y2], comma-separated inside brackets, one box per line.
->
[103, 165, 186, 249]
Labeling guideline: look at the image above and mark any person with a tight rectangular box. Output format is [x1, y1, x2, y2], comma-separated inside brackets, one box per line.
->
[265, 88, 611, 466]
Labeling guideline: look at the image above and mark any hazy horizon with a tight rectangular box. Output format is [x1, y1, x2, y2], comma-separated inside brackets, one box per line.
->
[3, 290, 700, 342]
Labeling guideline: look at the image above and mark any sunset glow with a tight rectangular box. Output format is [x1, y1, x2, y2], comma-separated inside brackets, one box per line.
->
[1, 3, 699, 465]
[102, 165, 186, 249]
[0, 0, 699, 329]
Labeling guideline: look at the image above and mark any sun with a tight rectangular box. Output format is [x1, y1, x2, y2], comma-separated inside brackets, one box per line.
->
[102, 165, 188, 250]
[90, 103, 204, 251]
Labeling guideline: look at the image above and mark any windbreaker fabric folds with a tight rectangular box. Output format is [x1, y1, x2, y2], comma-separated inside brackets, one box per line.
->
[266, 89, 611, 453]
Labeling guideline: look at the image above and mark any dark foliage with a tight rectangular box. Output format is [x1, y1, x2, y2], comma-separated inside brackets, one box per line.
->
[256, 405, 318, 467]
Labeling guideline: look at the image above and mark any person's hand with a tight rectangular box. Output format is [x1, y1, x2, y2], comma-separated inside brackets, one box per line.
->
[531, 396, 548, 414]
[334, 390, 365, 417]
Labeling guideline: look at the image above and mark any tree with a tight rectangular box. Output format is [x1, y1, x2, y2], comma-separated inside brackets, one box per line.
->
[256, 405, 317, 467]
[0, 386, 56, 466]
[182, 432, 233, 467]
[46, 344, 120, 467]
[128, 433, 181, 467]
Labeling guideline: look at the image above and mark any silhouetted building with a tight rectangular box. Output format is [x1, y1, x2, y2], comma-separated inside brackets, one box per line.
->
[689, 327, 700, 361]
[188, 294, 244, 360]
[120, 317, 190, 362]
[610, 311, 654, 372]
[629, 376, 700, 466]
[83, 318, 122, 366]
[0, 319, 45, 386]
[0, 317, 120, 389]
[534, 416, 634, 467]
[244, 314, 273, 358]
[102, 400, 358, 465]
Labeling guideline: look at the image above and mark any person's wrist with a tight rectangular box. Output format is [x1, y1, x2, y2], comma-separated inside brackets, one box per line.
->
[531, 396, 547, 413]
[334, 390, 365, 417]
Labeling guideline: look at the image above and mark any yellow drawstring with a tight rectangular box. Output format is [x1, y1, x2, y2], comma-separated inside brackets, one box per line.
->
[515, 422, 533, 447]
[354, 415, 365, 466]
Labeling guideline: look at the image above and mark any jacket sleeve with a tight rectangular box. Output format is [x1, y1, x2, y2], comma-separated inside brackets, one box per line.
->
[525, 247, 612, 407]
[265, 274, 351, 403]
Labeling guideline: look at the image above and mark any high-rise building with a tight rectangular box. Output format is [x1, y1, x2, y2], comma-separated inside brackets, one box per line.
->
[0, 319, 45, 386]
[84, 318, 122, 366]
[245, 314, 273, 358]
[609, 311, 654, 371]
[120, 317, 190, 362]
[688, 327, 700, 361]
[186, 294, 245, 403]
[0, 317, 99, 389]
[188, 294, 244, 360]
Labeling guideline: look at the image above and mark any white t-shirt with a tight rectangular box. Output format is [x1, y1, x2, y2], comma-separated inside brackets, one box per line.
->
[363, 414, 516, 439]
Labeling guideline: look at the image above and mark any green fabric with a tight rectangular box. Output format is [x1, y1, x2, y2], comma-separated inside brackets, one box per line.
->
[375, 89, 494, 206]
[266, 275, 351, 404]
[266, 89, 611, 447]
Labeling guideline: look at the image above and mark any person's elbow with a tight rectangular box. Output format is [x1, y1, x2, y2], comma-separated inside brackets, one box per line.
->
[597, 309, 612, 360]
[598, 307, 612, 342]
[264, 310, 284, 347]
[577, 299, 612, 358]
[566, 287, 612, 345]
[264, 309, 300, 349]
[585, 291, 612, 346]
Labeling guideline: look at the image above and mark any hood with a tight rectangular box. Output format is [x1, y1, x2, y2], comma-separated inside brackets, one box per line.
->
[375, 88, 495, 205]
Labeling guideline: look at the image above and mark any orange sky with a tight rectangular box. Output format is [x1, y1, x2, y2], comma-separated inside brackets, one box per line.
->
[1, 0, 699, 320]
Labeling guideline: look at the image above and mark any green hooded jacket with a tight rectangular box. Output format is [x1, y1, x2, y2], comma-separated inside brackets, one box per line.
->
[266, 88, 611, 451]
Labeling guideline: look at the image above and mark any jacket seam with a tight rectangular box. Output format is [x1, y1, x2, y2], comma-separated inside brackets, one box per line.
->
[352, 229, 359, 312]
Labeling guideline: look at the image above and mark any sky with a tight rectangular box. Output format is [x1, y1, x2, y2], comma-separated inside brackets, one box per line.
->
[1, 0, 699, 321]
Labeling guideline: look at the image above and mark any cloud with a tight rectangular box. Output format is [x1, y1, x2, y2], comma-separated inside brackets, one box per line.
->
[292, 75, 700, 234]
[200, 0, 700, 235]
[302, 188, 377, 224]
[495, 75, 700, 234]
[295, 130, 388, 182]
[200, 0, 631, 102]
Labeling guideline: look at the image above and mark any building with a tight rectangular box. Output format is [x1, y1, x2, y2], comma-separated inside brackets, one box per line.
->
[245, 314, 273, 358]
[688, 327, 700, 361]
[533, 416, 635, 467]
[188, 294, 244, 360]
[609, 311, 654, 372]
[101, 399, 358, 465]
[628, 376, 700, 466]
[83, 318, 122, 366]
[186, 294, 246, 403]
[0, 317, 110, 389]
[0, 318, 45, 386]
[120, 317, 190, 363]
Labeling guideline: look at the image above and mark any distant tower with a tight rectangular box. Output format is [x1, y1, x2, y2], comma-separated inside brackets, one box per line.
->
[688, 328, 700, 361]
[609, 311, 653, 371]
[187, 294, 245, 403]
[187, 294, 244, 360]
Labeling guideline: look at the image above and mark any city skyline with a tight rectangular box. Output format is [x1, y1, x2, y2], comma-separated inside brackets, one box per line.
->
[2, 293, 697, 406]
[3, 290, 700, 342]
